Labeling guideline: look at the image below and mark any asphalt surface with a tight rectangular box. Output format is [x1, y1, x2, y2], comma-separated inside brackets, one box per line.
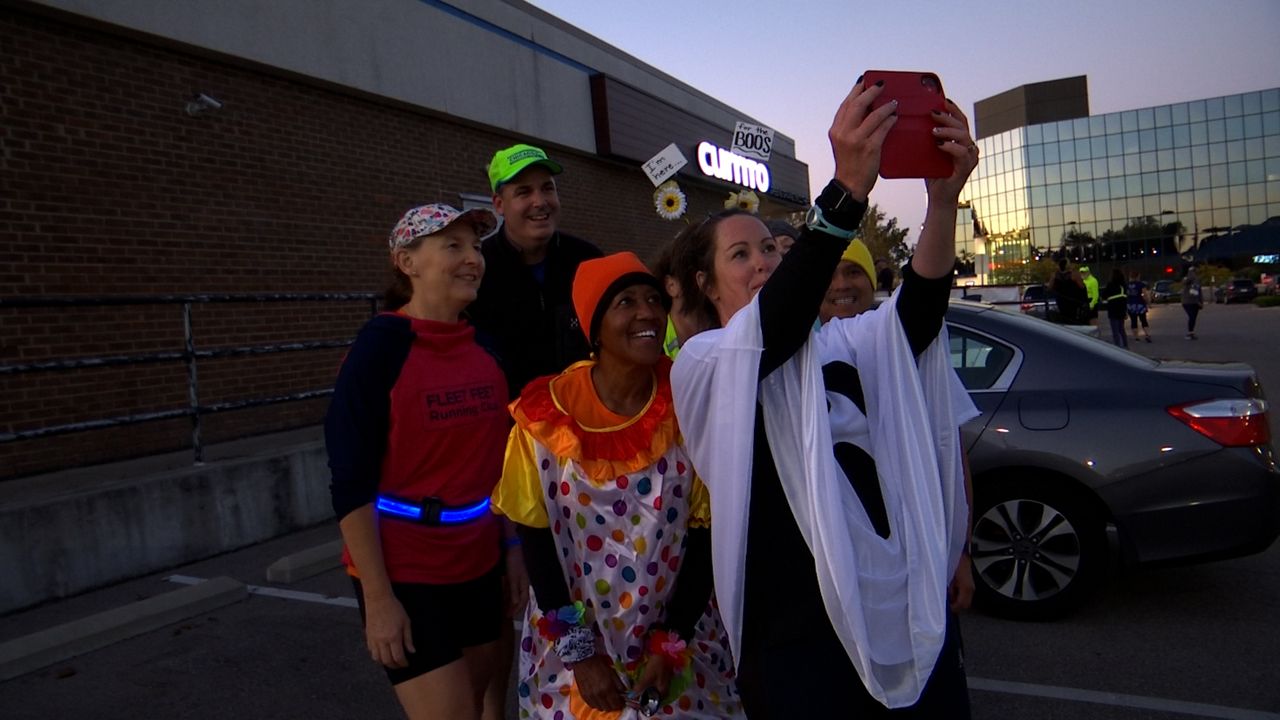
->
[1, 301, 1277, 719]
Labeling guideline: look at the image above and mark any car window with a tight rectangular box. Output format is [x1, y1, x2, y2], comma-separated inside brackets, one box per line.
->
[954, 305, 1159, 370]
[949, 326, 1015, 390]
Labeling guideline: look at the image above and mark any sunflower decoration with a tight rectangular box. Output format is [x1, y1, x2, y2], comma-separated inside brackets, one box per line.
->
[724, 189, 760, 214]
[653, 180, 687, 221]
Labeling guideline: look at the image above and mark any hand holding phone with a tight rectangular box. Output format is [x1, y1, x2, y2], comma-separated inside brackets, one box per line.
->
[862, 70, 951, 179]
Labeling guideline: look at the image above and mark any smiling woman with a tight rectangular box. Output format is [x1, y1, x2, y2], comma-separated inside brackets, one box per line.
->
[491, 252, 744, 718]
[326, 203, 530, 720]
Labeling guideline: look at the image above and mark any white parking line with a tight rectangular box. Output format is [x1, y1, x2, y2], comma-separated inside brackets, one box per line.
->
[166, 574, 358, 608]
[969, 677, 1280, 719]
[164, 576, 1276, 719]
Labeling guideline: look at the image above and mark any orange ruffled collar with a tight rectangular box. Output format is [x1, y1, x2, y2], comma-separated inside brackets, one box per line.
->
[511, 359, 679, 485]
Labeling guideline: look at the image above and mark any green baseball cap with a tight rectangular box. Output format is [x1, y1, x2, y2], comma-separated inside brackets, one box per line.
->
[487, 143, 563, 192]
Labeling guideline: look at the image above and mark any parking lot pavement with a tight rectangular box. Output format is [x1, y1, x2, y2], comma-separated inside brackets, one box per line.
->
[0, 523, 405, 720]
[6, 519, 1279, 717]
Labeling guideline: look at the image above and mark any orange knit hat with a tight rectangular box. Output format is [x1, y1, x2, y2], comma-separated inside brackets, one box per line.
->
[572, 252, 667, 345]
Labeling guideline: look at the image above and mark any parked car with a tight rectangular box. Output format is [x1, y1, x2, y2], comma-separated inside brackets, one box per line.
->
[1019, 283, 1056, 319]
[945, 300, 1277, 620]
[1151, 279, 1180, 303]
[1215, 278, 1259, 304]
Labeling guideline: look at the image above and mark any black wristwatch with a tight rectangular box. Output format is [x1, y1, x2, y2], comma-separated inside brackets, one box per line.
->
[805, 180, 866, 239]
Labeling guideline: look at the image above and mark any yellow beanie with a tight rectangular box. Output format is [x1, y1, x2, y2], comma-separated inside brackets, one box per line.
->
[840, 239, 876, 283]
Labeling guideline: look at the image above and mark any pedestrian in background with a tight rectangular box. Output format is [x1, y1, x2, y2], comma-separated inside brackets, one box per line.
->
[1126, 270, 1152, 343]
[1102, 268, 1129, 348]
[1051, 258, 1087, 324]
[1080, 265, 1100, 323]
[1182, 266, 1205, 339]
[326, 205, 527, 720]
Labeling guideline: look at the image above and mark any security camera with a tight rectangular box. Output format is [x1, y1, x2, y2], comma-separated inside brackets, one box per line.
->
[185, 93, 223, 115]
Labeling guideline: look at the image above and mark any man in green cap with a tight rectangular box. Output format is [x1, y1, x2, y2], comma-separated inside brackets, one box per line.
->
[469, 143, 602, 397]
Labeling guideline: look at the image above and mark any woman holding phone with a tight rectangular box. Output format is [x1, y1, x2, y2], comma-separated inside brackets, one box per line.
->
[670, 77, 980, 718]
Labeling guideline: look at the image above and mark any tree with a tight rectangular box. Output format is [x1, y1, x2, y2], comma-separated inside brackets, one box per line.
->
[1060, 227, 1096, 262]
[783, 202, 910, 265]
[991, 258, 1057, 285]
[859, 203, 910, 266]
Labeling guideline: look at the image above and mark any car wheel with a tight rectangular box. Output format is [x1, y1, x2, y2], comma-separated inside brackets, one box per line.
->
[971, 475, 1106, 620]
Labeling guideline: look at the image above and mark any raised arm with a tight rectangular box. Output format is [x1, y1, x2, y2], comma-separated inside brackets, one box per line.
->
[912, 99, 978, 279]
[757, 78, 896, 376]
[889, 98, 979, 354]
[758, 221, 857, 377]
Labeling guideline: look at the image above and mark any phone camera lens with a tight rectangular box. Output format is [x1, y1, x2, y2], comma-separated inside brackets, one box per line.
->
[921, 76, 940, 93]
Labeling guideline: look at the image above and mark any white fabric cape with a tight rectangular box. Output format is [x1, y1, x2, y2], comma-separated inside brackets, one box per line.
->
[671, 291, 979, 708]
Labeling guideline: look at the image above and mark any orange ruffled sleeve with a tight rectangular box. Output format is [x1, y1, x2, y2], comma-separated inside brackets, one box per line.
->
[490, 424, 550, 528]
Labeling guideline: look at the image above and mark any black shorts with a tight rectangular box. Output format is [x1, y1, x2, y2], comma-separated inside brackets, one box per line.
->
[352, 563, 503, 685]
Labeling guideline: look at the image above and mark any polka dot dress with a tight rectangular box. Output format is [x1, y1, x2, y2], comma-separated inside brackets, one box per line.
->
[514, 446, 742, 719]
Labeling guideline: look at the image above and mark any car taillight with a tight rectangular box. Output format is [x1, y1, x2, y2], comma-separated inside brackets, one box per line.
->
[1167, 398, 1270, 447]
[1020, 303, 1033, 313]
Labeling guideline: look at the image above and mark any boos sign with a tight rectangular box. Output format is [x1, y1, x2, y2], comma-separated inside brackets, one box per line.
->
[731, 121, 774, 162]
[696, 141, 771, 193]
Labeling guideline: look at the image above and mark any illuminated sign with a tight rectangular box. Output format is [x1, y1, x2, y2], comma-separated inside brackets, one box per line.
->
[1253, 254, 1279, 264]
[696, 141, 771, 192]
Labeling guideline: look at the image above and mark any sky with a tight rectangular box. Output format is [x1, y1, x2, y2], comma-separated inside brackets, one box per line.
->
[525, 0, 1280, 244]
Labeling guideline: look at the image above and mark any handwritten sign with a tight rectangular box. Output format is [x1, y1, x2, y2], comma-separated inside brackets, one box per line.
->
[642, 143, 689, 187]
[731, 121, 774, 162]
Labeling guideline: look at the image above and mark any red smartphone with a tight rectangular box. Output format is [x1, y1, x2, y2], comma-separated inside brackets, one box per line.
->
[863, 70, 951, 179]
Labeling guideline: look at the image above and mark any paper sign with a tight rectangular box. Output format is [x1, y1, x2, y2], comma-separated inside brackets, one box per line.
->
[731, 121, 774, 162]
[642, 143, 688, 187]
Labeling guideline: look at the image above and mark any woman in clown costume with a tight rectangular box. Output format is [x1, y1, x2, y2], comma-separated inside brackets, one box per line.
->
[492, 252, 741, 719]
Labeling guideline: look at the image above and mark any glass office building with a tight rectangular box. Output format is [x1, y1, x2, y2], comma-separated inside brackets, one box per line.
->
[958, 87, 1280, 281]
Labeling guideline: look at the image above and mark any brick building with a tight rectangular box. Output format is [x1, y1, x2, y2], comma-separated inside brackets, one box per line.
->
[0, 0, 811, 480]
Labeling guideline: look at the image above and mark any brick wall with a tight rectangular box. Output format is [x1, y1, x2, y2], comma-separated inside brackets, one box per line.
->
[0, 9, 750, 480]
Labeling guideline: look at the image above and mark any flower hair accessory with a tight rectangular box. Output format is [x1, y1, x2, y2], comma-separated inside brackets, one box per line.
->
[536, 601, 587, 641]
[653, 180, 688, 221]
[724, 189, 760, 214]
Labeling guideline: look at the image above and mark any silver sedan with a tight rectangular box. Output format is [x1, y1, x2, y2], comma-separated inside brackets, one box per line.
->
[946, 300, 1279, 620]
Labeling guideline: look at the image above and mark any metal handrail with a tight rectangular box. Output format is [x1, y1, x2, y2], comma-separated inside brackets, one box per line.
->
[0, 292, 380, 465]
